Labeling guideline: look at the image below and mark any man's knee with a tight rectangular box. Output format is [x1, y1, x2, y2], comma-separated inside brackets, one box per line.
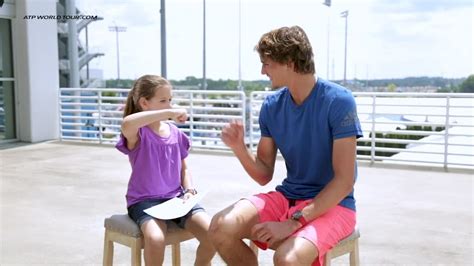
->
[273, 250, 316, 266]
[209, 200, 257, 245]
[273, 238, 318, 266]
[208, 209, 235, 243]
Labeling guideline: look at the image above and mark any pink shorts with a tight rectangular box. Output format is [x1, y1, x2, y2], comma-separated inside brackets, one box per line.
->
[247, 191, 356, 266]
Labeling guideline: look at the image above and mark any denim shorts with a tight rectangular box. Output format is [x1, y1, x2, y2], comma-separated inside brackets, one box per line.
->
[127, 197, 205, 229]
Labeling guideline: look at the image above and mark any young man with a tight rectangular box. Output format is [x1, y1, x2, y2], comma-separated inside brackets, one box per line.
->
[209, 26, 363, 266]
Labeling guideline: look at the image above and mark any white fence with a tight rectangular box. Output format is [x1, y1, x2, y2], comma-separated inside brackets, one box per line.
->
[58, 88, 245, 150]
[59, 88, 474, 170]
[250, 91, 474, 169]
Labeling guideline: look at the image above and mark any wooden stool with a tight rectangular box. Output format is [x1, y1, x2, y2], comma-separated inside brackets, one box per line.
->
[249, 227, 360, 266]
[324, 228, 360, 266]
[103, 214, 194, 266]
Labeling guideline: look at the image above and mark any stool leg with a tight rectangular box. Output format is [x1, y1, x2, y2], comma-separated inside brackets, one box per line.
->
[324, 251, 332, 266]
[249, 240, 259, 256]
[172, 243, 181, 266]
[350, 239, 360, 266]
[131, 238, 142, 266]
[103, 230, 113, 266]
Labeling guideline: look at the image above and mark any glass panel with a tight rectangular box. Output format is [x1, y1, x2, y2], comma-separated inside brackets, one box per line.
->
[0, 18, 15, 140]
[0, 81, 15, 140]
[0, 19, 13, 78]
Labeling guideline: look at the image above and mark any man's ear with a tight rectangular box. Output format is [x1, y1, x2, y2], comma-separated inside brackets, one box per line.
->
[286, 61, 295, 71]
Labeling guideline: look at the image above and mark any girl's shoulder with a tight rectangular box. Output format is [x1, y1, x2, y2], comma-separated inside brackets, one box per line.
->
[164, 122, 186, 138]
[165, 122, 180, 133]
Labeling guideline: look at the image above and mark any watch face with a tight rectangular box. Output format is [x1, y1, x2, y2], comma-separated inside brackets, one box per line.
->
[292, 210, 303, 220]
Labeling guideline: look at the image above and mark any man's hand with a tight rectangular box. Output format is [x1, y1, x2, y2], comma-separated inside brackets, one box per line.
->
[221, 120, 245, 150]
[169, 108, 187, 123]
[250, 220, 301, 247]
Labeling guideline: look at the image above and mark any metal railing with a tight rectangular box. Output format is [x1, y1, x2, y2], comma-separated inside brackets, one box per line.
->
[250, 91, 474, 170]
[59, 88, 474, 169]
[58, 88, 245, 151]
[171, 90, 246, 150]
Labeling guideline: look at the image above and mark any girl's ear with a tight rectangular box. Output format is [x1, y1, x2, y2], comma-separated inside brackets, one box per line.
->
[138, 97, 148, 111]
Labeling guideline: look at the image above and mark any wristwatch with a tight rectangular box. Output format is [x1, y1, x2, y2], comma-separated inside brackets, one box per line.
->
[290, 210, 308, 226]
[184, 188, 197, 195]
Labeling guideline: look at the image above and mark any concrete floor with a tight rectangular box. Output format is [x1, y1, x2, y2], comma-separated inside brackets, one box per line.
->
[1, 141, 473, 265]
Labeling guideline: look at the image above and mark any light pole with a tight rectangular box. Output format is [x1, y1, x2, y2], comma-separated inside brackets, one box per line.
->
[323, 0, 331, 81]
[160, 0, 167, 78]
[108, 24, 127, 84]
[238, 0, 243, 91]
[340, 10, 348, 85]
[202, 0, 207, 90]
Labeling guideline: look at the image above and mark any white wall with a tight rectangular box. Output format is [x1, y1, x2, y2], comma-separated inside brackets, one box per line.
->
[14, 0, 59, 142]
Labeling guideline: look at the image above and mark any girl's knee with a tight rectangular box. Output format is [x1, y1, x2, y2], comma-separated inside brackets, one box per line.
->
[143, 231, 166, 247]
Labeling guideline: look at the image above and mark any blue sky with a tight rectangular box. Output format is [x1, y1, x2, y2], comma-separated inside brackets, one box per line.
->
[77, 0, 473, 81]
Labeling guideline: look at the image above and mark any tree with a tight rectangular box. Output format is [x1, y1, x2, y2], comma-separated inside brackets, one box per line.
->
[387, 83, 397, 92]
[459, 75, 474, 93]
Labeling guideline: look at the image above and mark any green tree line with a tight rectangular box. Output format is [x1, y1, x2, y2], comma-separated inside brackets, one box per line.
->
[105, 75, 473, 93]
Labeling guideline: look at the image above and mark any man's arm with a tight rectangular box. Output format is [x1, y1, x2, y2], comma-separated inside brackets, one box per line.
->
[221, 120, 277, 186]
[300, 136, 357, 222]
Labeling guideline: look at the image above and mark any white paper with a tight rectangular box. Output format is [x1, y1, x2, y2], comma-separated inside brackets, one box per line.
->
[144, 191, 207, 220]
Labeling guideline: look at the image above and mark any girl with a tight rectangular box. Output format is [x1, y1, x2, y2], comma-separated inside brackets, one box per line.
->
[116, 74, 215, 265]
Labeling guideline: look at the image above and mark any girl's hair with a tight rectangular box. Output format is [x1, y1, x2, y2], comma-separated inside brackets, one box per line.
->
[255, 25, 315, 75]
[123, 75, 171, 117]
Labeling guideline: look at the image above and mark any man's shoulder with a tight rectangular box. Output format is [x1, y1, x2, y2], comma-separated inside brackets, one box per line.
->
[263, 87, 287, 106]
[318, 79, 349, 94]
[317, 79, 353, 103]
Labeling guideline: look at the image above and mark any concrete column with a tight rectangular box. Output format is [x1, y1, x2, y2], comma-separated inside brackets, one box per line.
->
[14, 0, 59, 142]
[66, 0, 80, 88]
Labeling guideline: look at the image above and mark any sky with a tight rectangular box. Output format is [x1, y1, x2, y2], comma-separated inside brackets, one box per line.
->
[76, 0, 473, 81]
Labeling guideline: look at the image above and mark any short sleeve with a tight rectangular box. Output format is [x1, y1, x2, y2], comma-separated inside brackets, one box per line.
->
[258, 99, 271, 137]
[115, 133, 131, 154]
[178, 129, 190, 159]
[115, 129, 142, 154]
[329, 90, 363, 140]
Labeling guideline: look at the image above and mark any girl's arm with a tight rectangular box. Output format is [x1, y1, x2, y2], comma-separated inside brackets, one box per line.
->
[121, 109, 187, 150]
[180, 159, 196, 199]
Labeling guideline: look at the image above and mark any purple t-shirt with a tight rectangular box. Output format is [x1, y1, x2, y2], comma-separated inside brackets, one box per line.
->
[116, 123, 190, 207]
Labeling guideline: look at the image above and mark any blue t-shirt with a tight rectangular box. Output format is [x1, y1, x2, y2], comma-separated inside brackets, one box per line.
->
[259, 78, 363, 210]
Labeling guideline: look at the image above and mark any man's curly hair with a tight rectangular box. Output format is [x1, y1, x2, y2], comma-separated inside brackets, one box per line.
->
[255, 26, 315, 75]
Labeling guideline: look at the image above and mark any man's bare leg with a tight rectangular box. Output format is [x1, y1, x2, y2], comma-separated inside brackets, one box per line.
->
[273, 236, 318, 266]
[209, 199, 260, 266]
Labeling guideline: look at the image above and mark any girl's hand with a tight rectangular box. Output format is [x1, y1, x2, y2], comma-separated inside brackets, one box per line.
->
[182, 188, 197, 202]
[169, 109, 188, 123]
[182, 192, 193, 202]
